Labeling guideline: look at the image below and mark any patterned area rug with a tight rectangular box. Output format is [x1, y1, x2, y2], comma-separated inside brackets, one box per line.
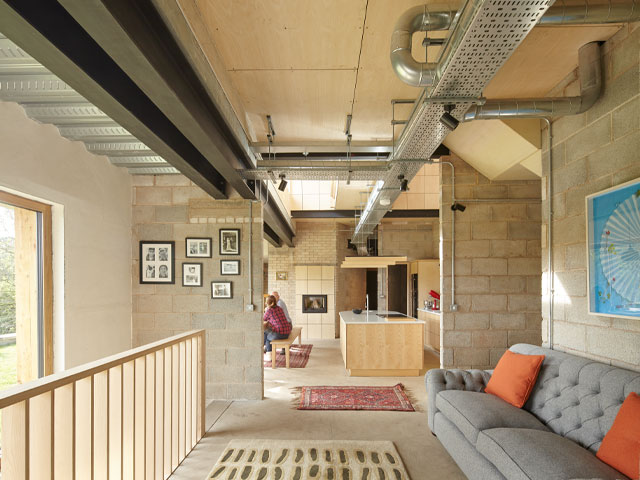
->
[294, 383, 416, 412]
[207, 439, 411, 479]
[264, 344, 313, 368]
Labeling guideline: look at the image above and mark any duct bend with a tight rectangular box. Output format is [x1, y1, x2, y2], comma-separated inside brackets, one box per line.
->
[390, 4, 456, 87]
[463, 42, 602, 121]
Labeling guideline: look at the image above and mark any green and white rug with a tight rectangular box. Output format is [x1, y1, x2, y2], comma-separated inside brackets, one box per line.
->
[207, 439, 410, 479]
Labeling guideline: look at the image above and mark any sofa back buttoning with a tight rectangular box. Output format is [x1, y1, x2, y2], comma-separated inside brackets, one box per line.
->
[426, 343, 640, 480]
[510, 344, 640, 453]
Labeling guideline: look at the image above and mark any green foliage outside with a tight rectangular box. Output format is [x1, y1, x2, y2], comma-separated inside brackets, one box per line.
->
[0, 206, 16, 335]
[0, 343, 17, 391]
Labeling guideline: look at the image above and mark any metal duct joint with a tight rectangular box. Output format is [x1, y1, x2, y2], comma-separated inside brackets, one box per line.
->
[390, 4, 456, 87]
[463, 41, 602, 121]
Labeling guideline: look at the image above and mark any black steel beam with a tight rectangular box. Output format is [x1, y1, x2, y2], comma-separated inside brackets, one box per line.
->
[263, 223, 282, 248]
[55, 0, 254, 198]
[0, 0, 228, 198]
[290, 209, 439, 219]
[254, 181, 295, 247]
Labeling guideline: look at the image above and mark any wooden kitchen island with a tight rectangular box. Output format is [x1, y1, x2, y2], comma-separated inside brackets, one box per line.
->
[339, 310, 424, 376]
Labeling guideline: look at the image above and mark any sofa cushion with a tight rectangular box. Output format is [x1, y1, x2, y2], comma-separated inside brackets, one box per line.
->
[477, 428, 627, 480]
[597, 392, 640, 479]
[435, 390, 549, 446]
[485, 350, 545, 408]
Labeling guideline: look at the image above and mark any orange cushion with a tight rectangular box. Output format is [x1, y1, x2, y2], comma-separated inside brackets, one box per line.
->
[596, 392, 640, 479]
[484, 350, 545, 408]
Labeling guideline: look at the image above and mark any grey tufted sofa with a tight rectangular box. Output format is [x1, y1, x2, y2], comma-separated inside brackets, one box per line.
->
[426, 343, 640, 480]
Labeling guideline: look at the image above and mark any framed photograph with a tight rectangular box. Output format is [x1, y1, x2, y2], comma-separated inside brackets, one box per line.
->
[211, 281, 232, 299]
[186, 237, 212, 258]
[182, 262, 203, 287]
[139, 241, 175, 284]
[219, 228, 240, 255]
[586, 177, 640, 319]
[276, 271, 288, 281]
[220, 260, 240, 275]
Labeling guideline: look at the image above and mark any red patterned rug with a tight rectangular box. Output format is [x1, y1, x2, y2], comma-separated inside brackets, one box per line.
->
[295, 383, 416, 412]
[264, 344, 313, 368]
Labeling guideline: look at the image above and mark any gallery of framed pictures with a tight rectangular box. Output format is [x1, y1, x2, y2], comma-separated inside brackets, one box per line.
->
[219, 228, 240, 255]
[586, 177, 640, 319]
[186, 237, 212, 258]
[212, 281, 232, 299]
[140, 241, 175, 284]
[182, 262, 203, 287]
[221, 259, 240, 275]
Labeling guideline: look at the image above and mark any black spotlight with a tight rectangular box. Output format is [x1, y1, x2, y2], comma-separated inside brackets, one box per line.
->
[440, 105, 459, 130]
[451, 202, 466, 212]
[398, 175, 409, 192]
[277, 174, 288, 191]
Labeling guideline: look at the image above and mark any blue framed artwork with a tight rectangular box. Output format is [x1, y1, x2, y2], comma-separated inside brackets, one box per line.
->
[586, 177, 640, 319]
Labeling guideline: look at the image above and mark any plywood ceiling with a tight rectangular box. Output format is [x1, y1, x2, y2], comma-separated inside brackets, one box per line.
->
[180, 1, 622, 148]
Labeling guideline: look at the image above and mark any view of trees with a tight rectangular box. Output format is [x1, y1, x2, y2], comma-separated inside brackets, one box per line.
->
[0, 206, 16, 335]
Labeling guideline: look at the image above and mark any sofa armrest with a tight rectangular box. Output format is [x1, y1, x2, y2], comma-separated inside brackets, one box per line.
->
[425, 369, 492, 432]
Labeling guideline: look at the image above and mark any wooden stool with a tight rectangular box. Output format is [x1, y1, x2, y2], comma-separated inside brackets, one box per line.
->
[270, 327, 302, 368]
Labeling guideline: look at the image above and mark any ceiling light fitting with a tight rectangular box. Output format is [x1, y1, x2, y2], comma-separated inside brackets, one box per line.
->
[398, 175, 409, 192]
[277, 174, 288, 192]
[440, 105, 459, 131]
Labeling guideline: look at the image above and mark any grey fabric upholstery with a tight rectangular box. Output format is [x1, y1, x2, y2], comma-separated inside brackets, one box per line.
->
[436, 390, 549, 445]
[476, 428, 628, 480]
[510, 344, 640, 452]
[425, 344, 640, 479]
[426, 368, 491, 431]
[433, 412, 506, 480]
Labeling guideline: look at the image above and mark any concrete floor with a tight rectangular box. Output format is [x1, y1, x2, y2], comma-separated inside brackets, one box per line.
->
[169, 339, 465, 479]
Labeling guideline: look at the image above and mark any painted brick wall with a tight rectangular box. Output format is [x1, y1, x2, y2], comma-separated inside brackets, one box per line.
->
[541, 23, 640, 371]
[440, 157, 542, 369]
[132, 175, 264, 400]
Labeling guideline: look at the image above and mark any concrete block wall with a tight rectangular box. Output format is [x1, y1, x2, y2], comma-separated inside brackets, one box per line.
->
[541, 22, 640, 371]
[378, 219, 439, 260]
[440, 157, 542, 369]
[132, 175, 264, 400]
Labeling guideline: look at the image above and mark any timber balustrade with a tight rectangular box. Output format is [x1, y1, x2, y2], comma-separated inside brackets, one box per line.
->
[0, 329, 206, 479]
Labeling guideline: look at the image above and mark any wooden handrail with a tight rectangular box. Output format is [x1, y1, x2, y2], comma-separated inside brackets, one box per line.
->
[0, 329, 207, 480]
[0, 330, 204, 408]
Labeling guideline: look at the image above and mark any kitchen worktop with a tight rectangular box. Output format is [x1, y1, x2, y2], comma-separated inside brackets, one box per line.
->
[417, 308, 441, 315]
[339, 310, 425, 325]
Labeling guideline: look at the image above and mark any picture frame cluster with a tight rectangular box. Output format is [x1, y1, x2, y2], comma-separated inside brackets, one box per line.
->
[139, 228, 241, 299]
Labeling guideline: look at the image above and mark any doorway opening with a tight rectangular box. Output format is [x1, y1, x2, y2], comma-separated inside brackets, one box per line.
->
[0, 191, 53, 391]
[365, 269, 378, 310]
[387, 264, 407, 314]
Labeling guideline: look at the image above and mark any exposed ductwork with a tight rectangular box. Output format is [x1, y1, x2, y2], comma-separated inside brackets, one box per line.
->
[538, 0, 640, 25]
[390, 4, 457, 87]
[463, 41, 602, 121]
[391, 0, 639, 88]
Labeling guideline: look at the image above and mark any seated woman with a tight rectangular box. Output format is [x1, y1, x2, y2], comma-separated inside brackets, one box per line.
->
[263, 294, 292, 362]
